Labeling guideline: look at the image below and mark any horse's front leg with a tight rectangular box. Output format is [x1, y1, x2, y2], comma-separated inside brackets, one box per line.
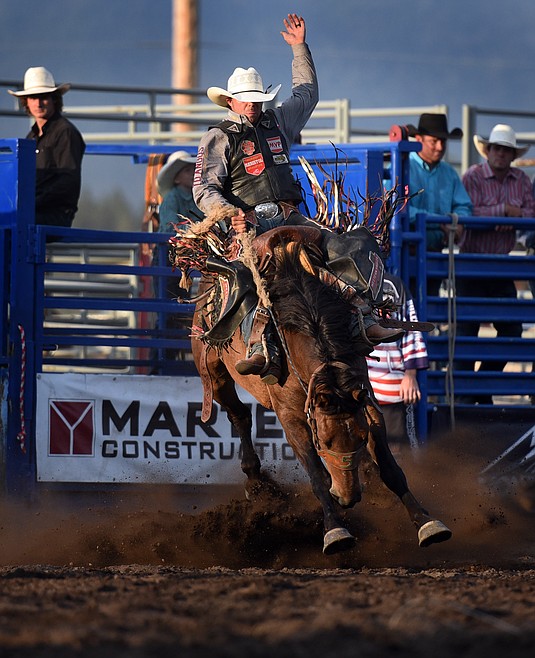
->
[366, 404, 452, 547]
[279, 413, 355, 555]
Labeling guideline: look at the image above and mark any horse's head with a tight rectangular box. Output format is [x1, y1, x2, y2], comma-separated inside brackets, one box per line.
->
[267, 239, 384, 507]
[305, 363, 378, 508]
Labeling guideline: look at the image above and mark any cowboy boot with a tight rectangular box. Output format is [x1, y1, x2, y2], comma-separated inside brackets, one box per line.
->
[317, 266, 403, 345]
[236, 306, 270, 376]
[235, 341, 268, 376]
[340, 279, 404, 344]
[259, 329, 282, 385]
[235, 308, 281, 384]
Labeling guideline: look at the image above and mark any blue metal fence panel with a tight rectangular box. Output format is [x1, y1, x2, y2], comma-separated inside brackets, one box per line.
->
[0, 138, 421, 492]
[415, 212, 535, 436]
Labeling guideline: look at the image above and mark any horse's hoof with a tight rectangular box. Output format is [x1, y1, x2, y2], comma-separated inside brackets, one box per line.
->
[323, 527, 356, 555]
[418, 520, 452, 547]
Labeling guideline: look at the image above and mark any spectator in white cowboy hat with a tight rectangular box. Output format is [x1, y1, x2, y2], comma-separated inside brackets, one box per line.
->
[456, 124, 535, 403]
[157, 150, 201, 232]
[463, 124, 533, 226]
[156, 149, 203, 300]
[151, 151, 203, 369]
[8, 67, 85, 230]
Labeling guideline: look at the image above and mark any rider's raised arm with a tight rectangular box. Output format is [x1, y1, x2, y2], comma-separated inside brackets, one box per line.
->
[275, 15, 318, 146]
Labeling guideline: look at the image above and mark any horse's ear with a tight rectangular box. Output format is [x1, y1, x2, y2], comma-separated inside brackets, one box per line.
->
[352, 388, 368, 402]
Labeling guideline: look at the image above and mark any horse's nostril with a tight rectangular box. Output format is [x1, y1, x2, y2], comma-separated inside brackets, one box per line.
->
[330, 487, 361, 508]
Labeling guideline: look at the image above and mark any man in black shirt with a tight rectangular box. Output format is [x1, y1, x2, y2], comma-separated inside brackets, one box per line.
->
[9, 67, 85, 227]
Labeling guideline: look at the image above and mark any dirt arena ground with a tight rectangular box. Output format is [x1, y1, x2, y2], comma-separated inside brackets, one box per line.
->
[1, 424, 534, 657]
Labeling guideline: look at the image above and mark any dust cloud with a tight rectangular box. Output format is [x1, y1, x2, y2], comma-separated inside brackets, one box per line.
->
[0, 427, 533, 570]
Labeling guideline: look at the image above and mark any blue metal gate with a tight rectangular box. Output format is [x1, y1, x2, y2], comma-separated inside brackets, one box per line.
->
[1, 137, 534, 494]
[0, 138, 415, 493]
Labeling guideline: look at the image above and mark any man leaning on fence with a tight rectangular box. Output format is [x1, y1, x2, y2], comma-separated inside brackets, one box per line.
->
[456, 124, 535, 404]
[407, 113, 472, 296]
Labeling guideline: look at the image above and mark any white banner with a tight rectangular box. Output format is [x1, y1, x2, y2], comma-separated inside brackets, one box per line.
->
[36, 373, 303, 484]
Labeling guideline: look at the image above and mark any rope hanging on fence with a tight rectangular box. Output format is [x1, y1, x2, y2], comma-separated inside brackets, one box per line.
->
[445, 214, 458, 431]
[16, 324, 27, 454]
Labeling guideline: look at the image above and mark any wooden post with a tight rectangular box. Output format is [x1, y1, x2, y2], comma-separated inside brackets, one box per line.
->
[172, 0, 198, 132]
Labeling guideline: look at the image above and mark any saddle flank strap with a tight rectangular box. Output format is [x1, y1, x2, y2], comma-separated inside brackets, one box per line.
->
[247, 307, 271, 349]
[199, 342, 215, 423]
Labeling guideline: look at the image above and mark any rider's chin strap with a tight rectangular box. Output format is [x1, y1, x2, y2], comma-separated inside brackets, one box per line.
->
[445, 213, 458, 431]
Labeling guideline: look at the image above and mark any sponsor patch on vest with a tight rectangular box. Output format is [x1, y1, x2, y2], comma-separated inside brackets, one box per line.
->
[273, 154, 289, 165]
[241, 140, 256, 156]
[266, 136, 283, 153]
[193, 146, 204, 186]
[243, 153, 265, 176]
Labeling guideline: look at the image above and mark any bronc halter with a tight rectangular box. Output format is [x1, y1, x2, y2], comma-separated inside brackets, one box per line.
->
[303, 362, 370, 472]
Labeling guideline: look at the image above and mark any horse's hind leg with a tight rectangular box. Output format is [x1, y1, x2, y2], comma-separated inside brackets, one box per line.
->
[366, 404, 452, 547]
[212, 375, 261, 483]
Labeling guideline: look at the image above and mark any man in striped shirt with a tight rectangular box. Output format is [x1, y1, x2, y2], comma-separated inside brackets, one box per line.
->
[457, 125, 535, 401]
[366, 274, 428, 448]
[461, 124, 534, 254]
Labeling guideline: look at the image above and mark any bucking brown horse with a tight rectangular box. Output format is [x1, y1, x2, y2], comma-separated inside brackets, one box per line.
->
[191, 227, 452, 554]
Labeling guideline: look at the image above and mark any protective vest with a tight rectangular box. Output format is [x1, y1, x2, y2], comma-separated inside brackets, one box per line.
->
[214, 110, 302, 210]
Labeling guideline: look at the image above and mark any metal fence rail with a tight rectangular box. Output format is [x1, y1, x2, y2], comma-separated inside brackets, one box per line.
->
[0, 79, 447, 146]
[4, 79, 535, 171]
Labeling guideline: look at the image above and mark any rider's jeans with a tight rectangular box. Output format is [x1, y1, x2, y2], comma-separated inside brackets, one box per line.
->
[256, 211, 286, 235]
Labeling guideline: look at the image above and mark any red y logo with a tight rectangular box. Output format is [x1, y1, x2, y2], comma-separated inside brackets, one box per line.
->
[49, 400, 95, 456]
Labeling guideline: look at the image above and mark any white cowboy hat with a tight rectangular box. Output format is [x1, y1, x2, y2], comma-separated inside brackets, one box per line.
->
[8, 67, 71, 97]
[474, 124, 530, 159]
[207, 67, 281, 108]
[157, 150, 197, 197]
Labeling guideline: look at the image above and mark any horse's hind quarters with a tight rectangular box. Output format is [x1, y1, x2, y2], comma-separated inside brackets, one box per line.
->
[417, 520, 452, 547]
[323, 527, 356, 555]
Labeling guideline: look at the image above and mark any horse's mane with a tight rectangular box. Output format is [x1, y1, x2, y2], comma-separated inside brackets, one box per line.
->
[268, 243, 370, 406]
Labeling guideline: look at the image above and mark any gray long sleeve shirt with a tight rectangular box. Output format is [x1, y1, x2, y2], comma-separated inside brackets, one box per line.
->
[193, 43, 319, 217]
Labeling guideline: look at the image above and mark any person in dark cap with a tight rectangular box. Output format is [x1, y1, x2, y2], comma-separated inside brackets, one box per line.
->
[407, 113, 472, 295]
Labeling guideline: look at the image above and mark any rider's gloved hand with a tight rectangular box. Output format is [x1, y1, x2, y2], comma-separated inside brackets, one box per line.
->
[231, 209, 247, 234]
